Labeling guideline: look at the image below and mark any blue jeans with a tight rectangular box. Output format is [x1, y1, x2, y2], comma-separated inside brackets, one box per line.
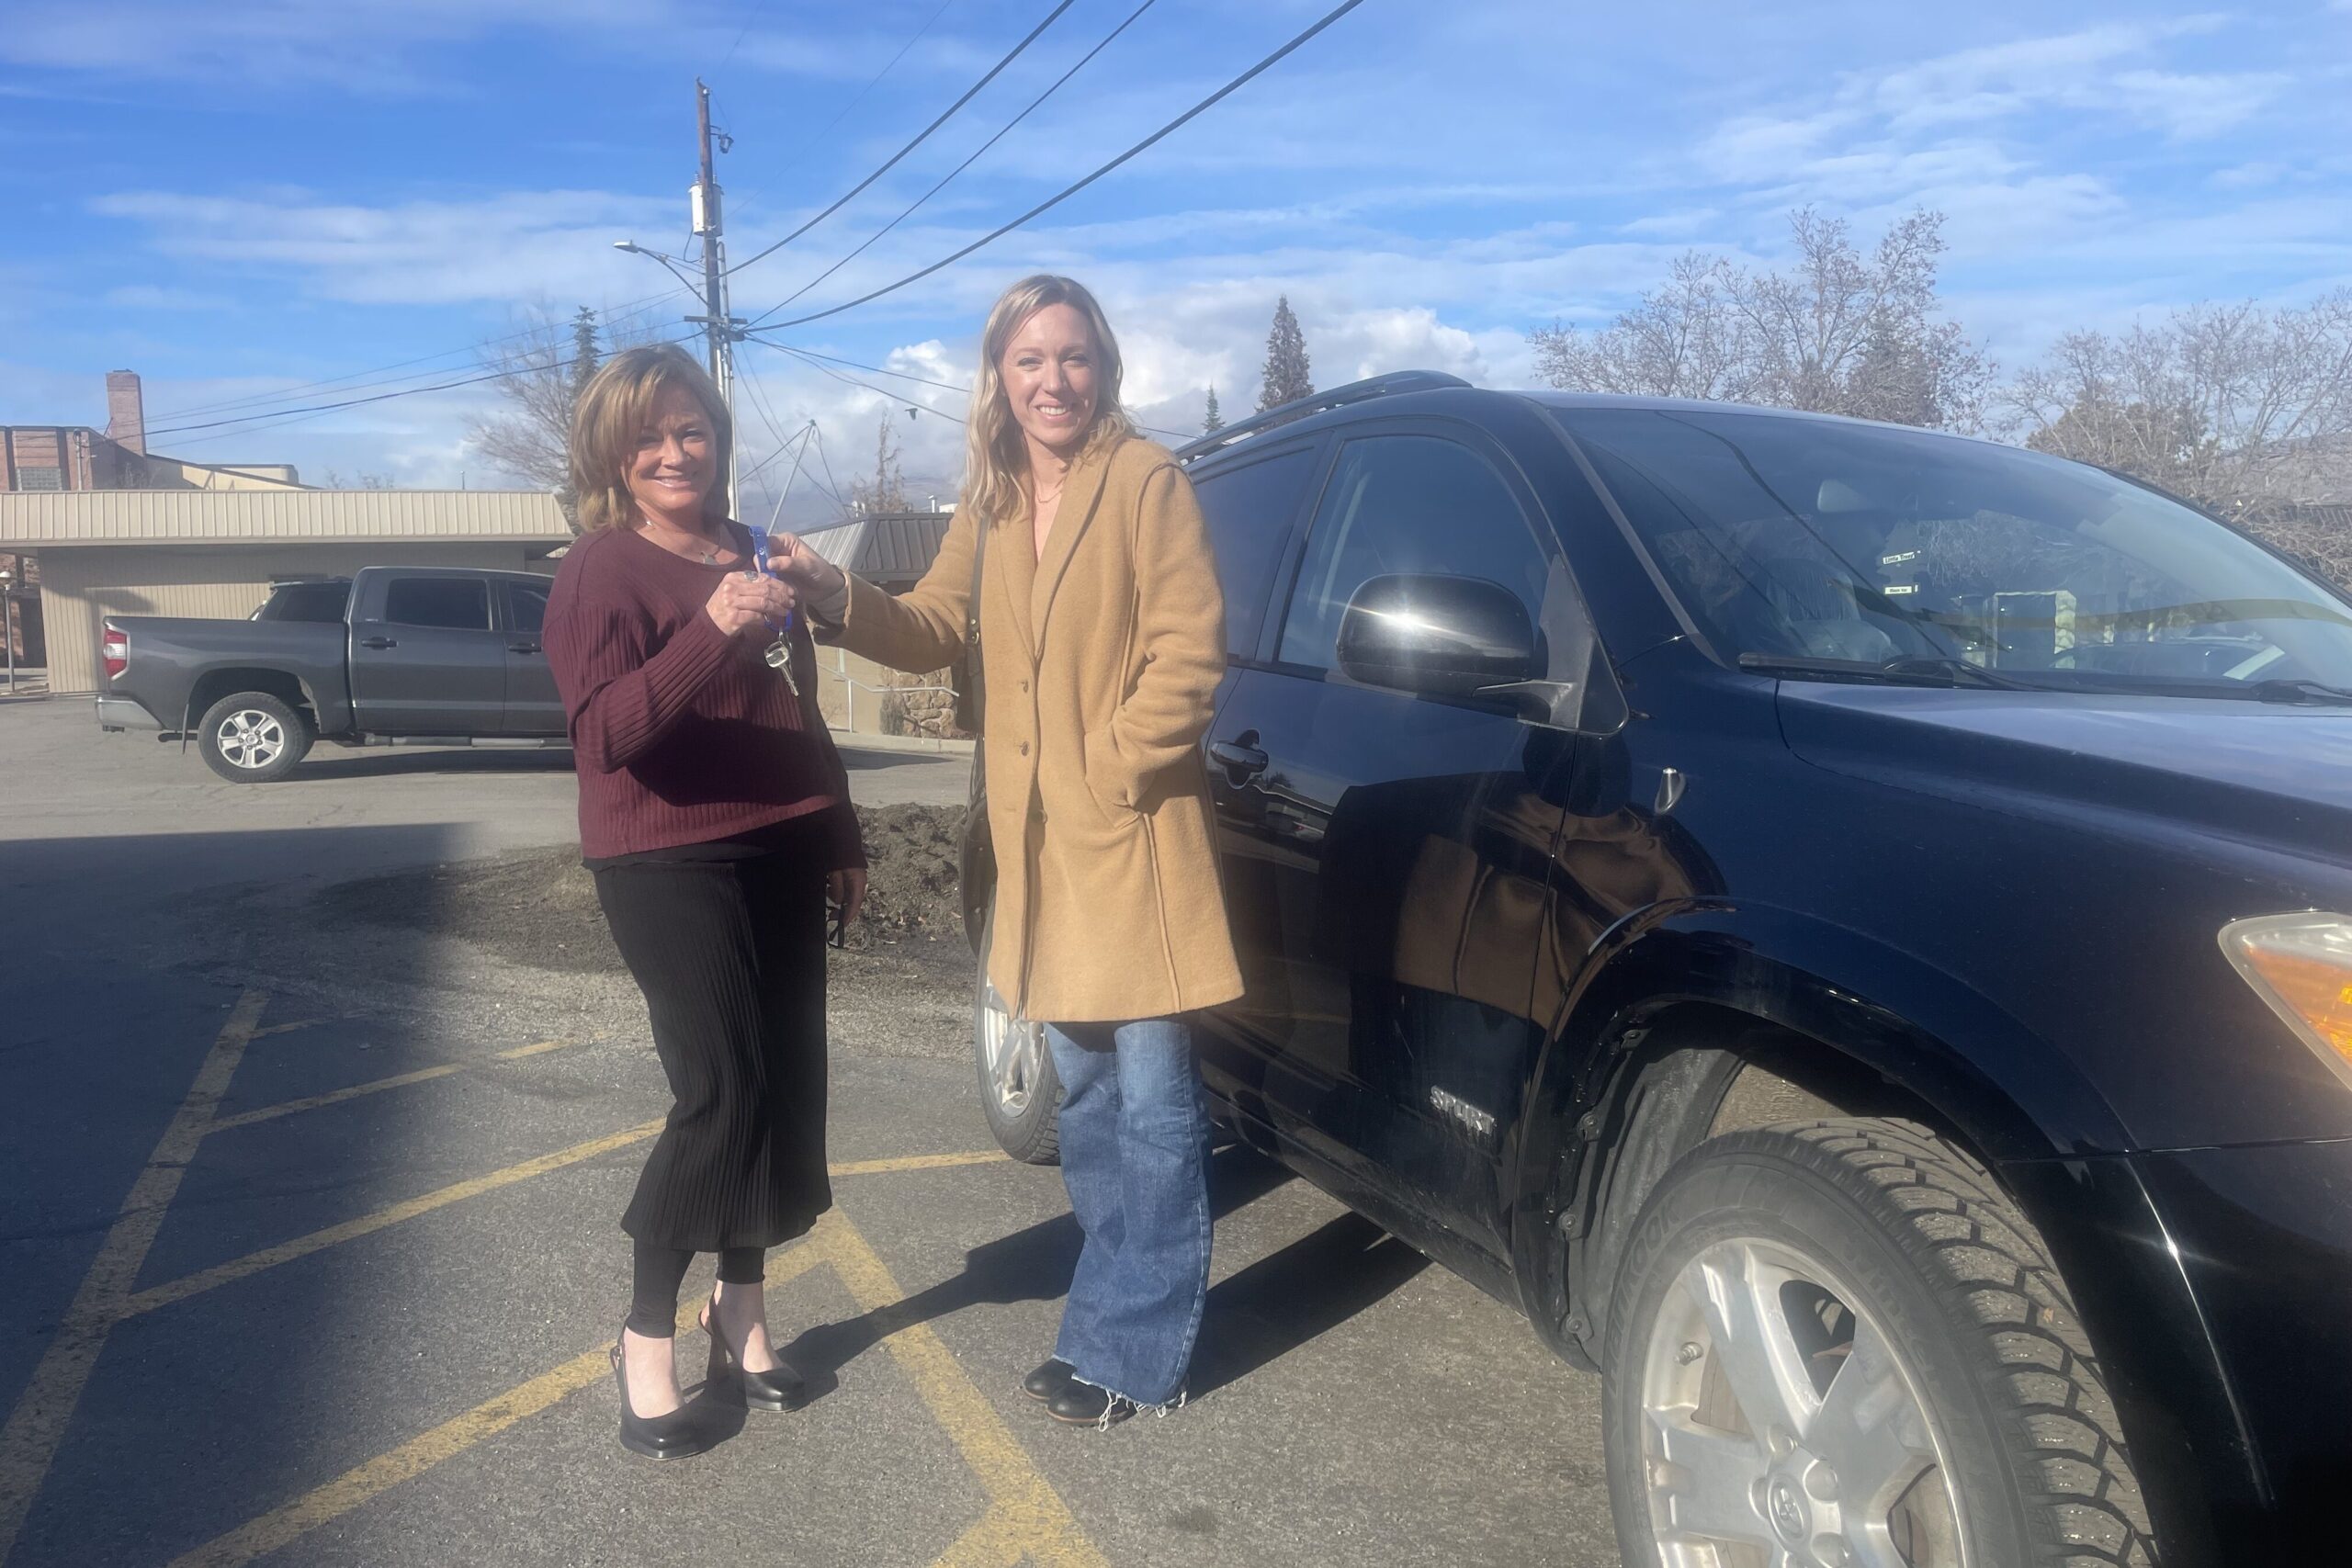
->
[1045, 1016, 1211, 1408]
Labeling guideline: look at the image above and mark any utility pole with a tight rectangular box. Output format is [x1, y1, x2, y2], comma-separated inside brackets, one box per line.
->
[687, 78, 745, 521]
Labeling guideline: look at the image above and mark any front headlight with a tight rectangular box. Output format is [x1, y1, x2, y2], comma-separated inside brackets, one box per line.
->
[2220, 913, 2352, 1089]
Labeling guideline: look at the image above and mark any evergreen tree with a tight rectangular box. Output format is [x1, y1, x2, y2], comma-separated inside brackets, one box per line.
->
[1203, 385, 1224, 433]
[569, 306, 602, 413]
[1257, 298, 1313, 412]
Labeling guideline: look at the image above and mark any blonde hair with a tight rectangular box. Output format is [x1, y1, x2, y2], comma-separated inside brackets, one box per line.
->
[962, 276, 1137, 531]
[569, 344, 734, 532]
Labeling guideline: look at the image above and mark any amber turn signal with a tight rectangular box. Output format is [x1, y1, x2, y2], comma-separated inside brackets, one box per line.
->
[2221, 914, 2352, 1088]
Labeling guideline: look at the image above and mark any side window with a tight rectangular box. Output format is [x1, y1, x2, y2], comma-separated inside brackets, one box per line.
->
[1276, 435, 1551, 671]
[383, 577, 491, 630]
[258, 581, 349, 623]
[1193, 447, 1317, 659]
[505, 581, 549, 637]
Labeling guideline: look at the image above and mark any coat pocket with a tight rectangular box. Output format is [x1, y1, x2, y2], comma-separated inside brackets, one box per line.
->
[1080, 727, 1137, 822]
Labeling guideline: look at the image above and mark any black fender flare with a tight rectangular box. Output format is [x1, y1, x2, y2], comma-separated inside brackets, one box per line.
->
[1508, 900, 2128, 1351]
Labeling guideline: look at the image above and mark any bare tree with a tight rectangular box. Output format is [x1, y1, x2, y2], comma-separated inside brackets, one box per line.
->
[466, 305, 652, 526]
[2007, 291, 2352, 516]
[1531, 209, 1993, 431]
[1531, 253, 1757, 402]
[850, 412, 910, 515]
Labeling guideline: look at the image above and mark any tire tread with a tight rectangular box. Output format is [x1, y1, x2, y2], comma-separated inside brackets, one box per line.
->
[1773, 1118, 2157, 1568]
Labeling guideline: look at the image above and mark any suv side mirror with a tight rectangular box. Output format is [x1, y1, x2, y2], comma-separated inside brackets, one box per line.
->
[1337, 573, 1542, 702]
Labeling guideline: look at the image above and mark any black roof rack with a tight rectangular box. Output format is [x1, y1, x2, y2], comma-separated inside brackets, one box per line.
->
[1173, 369, 1472, 463]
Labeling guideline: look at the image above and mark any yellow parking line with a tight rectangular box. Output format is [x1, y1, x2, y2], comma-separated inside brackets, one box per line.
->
[116, 1119, 668, 1321]
[933, 1506, 1032, 1568]
[0, 988, 269, 1565]
[116, 1138, 1008, 1324]
[166, 1244, 831, 1568]
[831, 1151, 1005, 1178]
[815, 1213, 1109, 1568]
[206, 1039, 586, 1134]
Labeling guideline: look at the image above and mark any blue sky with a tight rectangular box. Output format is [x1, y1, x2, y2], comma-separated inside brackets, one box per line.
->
[4, 0, 2350, 525]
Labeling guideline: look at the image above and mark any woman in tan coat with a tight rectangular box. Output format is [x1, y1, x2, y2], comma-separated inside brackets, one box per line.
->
[777, 275, 1238, 1426]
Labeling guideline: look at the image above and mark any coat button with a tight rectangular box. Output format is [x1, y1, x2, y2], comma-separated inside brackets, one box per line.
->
[1020, 679, 1030, 693]
[1019, 741, 1030, 756]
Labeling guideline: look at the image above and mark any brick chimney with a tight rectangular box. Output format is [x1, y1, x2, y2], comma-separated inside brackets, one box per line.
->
[105, 370, 146, 456]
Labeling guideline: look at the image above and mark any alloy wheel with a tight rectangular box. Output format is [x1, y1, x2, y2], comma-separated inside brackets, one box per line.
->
[215, 708, 287, 771]
[1635, 1235, 1966, 1568]
[978, 978, 1046, 1117]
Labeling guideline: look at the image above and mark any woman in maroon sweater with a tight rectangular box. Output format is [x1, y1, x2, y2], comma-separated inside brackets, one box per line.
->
[545, 344, 865, 1461]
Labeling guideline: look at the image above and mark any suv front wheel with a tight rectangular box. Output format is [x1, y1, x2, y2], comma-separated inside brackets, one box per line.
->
[1603, 1118, 2155, 1568]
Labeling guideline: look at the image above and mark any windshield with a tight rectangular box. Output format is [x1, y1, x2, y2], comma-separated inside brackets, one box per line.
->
[1555, 406, 2352, 694]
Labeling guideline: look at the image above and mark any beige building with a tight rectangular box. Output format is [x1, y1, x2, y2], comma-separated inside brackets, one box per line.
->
[0, 489, 571, 694]
[801, 510, 967, 739]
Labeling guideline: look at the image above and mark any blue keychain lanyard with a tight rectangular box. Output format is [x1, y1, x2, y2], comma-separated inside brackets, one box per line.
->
[744, 525, 798, 637]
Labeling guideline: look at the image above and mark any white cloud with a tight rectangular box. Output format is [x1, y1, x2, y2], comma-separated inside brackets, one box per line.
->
[89, 187, 679, 308]
[1861, 18, 2278, 141]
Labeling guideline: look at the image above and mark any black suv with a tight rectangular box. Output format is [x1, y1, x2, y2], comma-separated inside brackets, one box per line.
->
[963, 372, 2352, 1564]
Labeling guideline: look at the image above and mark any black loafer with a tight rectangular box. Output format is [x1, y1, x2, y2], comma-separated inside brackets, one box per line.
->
[1022, 1358, 1076, 1403]
[1046, 1381, 1134, 1427]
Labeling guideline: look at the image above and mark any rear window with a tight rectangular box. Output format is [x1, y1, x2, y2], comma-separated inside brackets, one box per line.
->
[255, 581, 349, 623]
[383, 577, 491, 630]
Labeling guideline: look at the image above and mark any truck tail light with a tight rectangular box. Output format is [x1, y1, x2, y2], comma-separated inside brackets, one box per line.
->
[102, 623, 128, 680]
[2221, 914, 2352, 1088]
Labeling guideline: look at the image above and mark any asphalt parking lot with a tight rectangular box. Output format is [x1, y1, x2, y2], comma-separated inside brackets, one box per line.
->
[0, 697, 1614, 1568]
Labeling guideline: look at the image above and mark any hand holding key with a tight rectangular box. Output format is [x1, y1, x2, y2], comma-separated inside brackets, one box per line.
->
[704, 570, 797, 639]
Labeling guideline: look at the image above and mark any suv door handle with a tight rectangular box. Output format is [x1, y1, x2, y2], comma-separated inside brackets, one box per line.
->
[358, 636, 398, 649]
[1210, 736, 1268, 781]
[508, 641, 542, 655]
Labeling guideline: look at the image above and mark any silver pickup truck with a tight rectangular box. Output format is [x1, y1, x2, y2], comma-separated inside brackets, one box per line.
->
[96, 565, 565, 781]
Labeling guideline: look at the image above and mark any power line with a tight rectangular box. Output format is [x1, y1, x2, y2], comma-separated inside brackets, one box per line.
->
[142, 288, 698, 426]
[750, 338, 1200, 444]
[718, 0, 774, 72]
[745, 0, 1158, 332]
[765, 0, 960, 159]
[809, 421, 848, 512]
[741, 0, 1368, 333]
[723, 0, 1077, 279]
[136, 330, 700, 444]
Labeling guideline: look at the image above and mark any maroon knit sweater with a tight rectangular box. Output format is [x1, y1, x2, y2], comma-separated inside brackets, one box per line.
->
[545, 523, 863, 866]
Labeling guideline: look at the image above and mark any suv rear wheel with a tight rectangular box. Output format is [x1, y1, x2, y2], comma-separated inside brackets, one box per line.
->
[197, 691, 312, 783]
[970, 908, 1061, 1164]
[1603, 1118, 2155, 1568]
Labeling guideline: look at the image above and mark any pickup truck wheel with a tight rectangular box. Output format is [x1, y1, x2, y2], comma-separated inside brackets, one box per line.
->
[1603, 1118, 2155, 1568]
[971, 909, 1060, 1165]
[197, 692, 312, 783]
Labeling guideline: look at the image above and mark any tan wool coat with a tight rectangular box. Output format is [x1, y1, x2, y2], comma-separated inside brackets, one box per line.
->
[827, 433, 1243, 1024]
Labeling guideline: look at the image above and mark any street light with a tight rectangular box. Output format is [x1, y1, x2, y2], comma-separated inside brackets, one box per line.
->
[612, 240, 705, 295]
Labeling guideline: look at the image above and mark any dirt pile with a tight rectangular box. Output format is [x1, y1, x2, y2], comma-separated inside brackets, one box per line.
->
[311, 804, 971, 976]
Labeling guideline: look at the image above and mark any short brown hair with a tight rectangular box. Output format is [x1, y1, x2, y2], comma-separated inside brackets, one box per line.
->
[568, 344, 734, 532]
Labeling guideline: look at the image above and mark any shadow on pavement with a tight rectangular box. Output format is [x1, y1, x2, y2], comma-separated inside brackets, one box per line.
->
[777, 1143, 1423, 1406]
[287, 746, 575, 781]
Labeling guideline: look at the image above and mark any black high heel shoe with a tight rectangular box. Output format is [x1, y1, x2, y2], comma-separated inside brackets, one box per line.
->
[610, 1332, 714, 1461]
[701, 1296, 808, 1412]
